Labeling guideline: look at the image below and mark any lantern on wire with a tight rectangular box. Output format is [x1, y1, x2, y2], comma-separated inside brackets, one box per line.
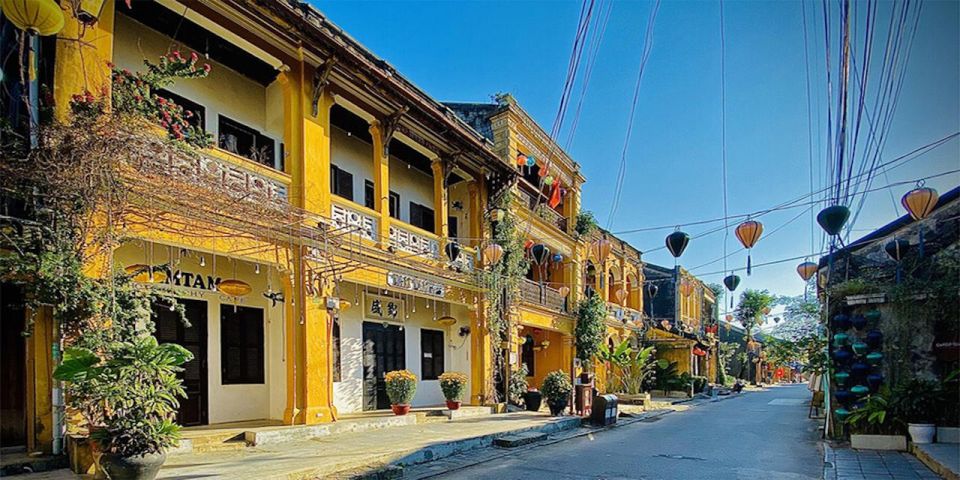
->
[615, 288, 627, 304]
[444, 242, 461, 263]
[516, 153, 527, 167]
[665, 229, 690, 260]
[901, 182, 938, 257]
[817, 205, 850, 237]
[735, 219, 763, 275]
[489, 208, 506, 223]
[558, 286, 571, 298]
[525, 154, 536, 168]
[592, 236, 613, 264]
[481, 243, 503, 266]
[797, 261, 818, 300]
[646, 283, 659, 299]
[530, 244, 550, 281]
[543, 175, 555, 186]
[884, 238, 910, 283]
[723, 274, 740, 308]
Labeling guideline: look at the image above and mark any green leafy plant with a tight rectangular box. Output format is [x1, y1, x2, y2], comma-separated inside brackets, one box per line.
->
[597, 340, 631, 393]
[735, 289, 775, 343]
[717, 342, 737, 385]
[597, 340, 658, 394]
[654, 360, 680, 392]
[575, 293, 606, 371]
[845, 387, 901, 435]
[691, 376, 709, 394]
[54, 336, 193, 456]
[508, 363, 529, 406]
[438, 372, 467, 402]
[384, 370, 417, 405]
[573, 211, 598, 238]
[540, 370, 573, 404]
[890, 379, 942, 424]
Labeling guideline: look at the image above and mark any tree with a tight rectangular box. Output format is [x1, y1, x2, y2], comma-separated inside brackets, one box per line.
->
[735, 289, 775, 341]
[575, 293, 607, 371]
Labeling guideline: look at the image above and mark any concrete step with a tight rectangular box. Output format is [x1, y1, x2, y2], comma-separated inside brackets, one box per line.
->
[246, 415, 418, 447]
[493, 431, 547, 448]
[191, 440, 248, 454]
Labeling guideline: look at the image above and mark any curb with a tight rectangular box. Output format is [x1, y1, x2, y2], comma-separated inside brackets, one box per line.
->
[911, 444, 960, 480]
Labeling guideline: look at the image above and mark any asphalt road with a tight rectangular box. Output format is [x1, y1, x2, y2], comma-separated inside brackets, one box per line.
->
[433, 384, 823, 480]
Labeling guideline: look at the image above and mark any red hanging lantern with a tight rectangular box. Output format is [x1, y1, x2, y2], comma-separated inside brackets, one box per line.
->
[735, 220, 763, 275]
[516, 153, 527, 167]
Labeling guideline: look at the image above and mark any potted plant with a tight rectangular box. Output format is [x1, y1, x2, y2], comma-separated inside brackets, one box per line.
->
[523, 388, 543, 412]
[509, 363, 529, 407]
[845, 387, 907, 451]
[438, 372, 467, 410]
[891, 379, 942, 444]
[384, 370, 417, 415]
[53, 336, 193, 480]
[541, 370, 573, 416]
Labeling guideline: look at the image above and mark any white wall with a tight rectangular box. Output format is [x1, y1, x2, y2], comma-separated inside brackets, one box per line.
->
[388, 152, 435, 226]
[114, 242, 287, 424]
[447, 180, 471, 241]
[114, 14, 283, 168]
[330, 126, 374, 203]
[333, 283, 472, 413]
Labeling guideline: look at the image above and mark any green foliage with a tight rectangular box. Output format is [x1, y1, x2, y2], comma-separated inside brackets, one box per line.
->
[735, 289, 775, 339]
[384, 370, 417, 405]
[691, 376, 708, 394]
[438, 372, 468, 402]
[890, 379, 942, 424]
[478, 192, 529, 402]
[717, 342, 738, 385]
[575, 293, 607, 368]
[54, 336, 193, 456]
[597, 340, 658, 394]
[708, 283, 725, 302]
[827, 278, 883, 301]
[654, 361, 681, 392]
[845, 387, 900, 435]
[540, 370, 573, 404]
[508, 363, 529, 406]
[574, 211, 599, 239]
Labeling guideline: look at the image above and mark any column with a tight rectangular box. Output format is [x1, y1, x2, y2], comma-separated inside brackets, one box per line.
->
[467, 181, 481, 248]
[432, 160, 449, 242]
[370, 122, 390, 248]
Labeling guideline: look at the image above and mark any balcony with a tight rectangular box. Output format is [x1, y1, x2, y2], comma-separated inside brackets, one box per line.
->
[389, 222, 440, 259]
[520, 278, 567, 313]
[330, 200, 378, 242]
[516, 181, 568, 233]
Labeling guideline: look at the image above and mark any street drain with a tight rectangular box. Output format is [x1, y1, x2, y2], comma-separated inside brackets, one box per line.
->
[654, 454, 707, 461]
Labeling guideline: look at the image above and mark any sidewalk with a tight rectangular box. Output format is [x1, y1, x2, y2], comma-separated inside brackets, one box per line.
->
[823, 444, 942, 480]
[912, 443, 960, 480]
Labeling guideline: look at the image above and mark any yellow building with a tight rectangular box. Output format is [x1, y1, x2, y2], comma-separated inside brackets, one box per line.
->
[1, 0, 516, 456]
[448, 95, 586, 394]
[642, 263, 719, 382]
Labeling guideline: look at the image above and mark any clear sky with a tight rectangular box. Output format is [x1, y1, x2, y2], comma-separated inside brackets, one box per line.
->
[313, 0, 959, 308]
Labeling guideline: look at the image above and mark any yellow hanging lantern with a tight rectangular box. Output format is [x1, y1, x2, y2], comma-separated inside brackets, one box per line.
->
[680, 281, 693, 297]
[614, 288, 626, 303]
[901, 184, 939, 220]
[481, 243, 504, 266]
[124, 264, 167, 283]
[762, 306, 772, 315]
[436, 315, 457, 327]
[557, 286, 571, 297]
[338, 299, 352, 311]
[1, 0, 65, 35]
[796, 261, 818, 282]
[218, 279, 252, 297]
[592, 237, 613, 263]
[735, 220, 763, 276]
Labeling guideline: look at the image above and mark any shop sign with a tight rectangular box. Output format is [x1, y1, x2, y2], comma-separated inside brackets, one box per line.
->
[387, 272, 446, 297]
[365, 294, 405, 321]
[131, 265, 222, 292]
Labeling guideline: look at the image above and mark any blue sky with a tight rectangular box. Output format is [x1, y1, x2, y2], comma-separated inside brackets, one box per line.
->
[314, 0, 959, 306]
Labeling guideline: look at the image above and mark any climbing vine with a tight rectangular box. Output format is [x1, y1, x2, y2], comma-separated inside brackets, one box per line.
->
[477, 191, 528, 402]
[575, 292, 606, 370]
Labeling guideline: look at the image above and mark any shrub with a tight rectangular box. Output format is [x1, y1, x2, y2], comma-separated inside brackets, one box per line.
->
[438, 372, 468, 402]
[541, 370, 573, 404]
[53, 336, 193, 456]
[384, 370, 417, 405]
[575, 293, 606, 368]
[509, 363, 529, 406]
[692, 376, 709, 394]
[890, 379, 942, 424]
[574, 211, 598, 238]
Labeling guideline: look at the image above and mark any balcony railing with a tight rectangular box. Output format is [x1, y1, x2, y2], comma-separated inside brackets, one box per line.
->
[517, 181, 568, 232]
[520, 278, 567, 313]
[389, 222, 440, 259]
[330, 201, 378, 242]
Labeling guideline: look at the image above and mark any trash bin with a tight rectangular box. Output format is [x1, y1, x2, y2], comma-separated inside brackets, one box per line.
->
[591, 394, 618, 426]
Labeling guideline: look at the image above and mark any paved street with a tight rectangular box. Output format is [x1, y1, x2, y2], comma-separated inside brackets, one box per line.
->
[432, 384, 822, 480]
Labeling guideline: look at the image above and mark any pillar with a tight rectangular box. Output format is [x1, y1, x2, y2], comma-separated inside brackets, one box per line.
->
[370, 122, 390, 247]
[53, 2, 115, 122]
[432, 160, 449, 241]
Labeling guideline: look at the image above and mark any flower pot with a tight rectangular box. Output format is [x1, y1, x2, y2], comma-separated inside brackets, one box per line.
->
[547, 398, 568, 416]
[99, 452, 166, 480]
[391, 404, 411, 416]
[865, 330, 883, 347]
[866, 352, 883, 366]
[937, 427, 960, 444]
[851, 342, 869, 356]
[850, 385, 869, 397]
[834, 371, 851, 386]
[445, 400, 461, 410]
[523, 391, 543, 412]
[908, 423, 936, 444]
[851, 315, 867, 330]
[832, 314, 851, 330]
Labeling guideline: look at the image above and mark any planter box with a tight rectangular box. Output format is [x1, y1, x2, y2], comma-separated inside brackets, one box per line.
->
[937, 427, 960, 444]
[850, 434, 907, 451]
[614, 393, 650, 405]
[845, 293, 888, 306]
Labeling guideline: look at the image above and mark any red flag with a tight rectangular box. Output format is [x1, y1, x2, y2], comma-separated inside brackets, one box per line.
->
[548, 181, 561, 208]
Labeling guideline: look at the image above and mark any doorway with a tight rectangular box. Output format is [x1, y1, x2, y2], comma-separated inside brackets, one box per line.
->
[153, 299, 208, 426]
[362, 322, 405, 411]
[1, 284, 26, 448]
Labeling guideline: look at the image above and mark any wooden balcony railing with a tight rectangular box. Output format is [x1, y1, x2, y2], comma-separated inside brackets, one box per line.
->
[520, 278, 567, 313]
[516, 181, 568, 233]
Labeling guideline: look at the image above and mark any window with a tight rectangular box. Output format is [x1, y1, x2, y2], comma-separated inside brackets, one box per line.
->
[521, 335, 535, 377]
[332, 316, 342, 382]
[155, 89, 205, 130]
[330, 165, 354, 201]
[218, 115, 275, 168]
[448, 216, 458, 239]
[364, 180, 375, 210]
[220, 306, 264, 384]
[409, 202, 434, 232]
[420, 329, 444, 380]
[389, 192, 400, 219]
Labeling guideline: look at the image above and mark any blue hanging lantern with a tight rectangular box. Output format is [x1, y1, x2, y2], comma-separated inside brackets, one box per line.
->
[552, 253, 563, 264]
[866, 352, 883, 366]
[723, 274, 740, 308]
[834, 371, 851, 386]
[530, 244, 550, 266]
[832, 349, 853, 363]
[525, 154, 536, 167]
[817, 205, 850, 236]
[834, 392, 854, 405]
